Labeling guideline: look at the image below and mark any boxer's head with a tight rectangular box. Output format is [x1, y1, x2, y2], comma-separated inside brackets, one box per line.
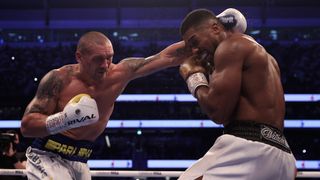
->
[180, 9, 221, 72]
[76, 31, 114, 81]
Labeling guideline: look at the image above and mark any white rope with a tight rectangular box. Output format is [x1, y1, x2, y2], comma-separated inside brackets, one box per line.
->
[0, 169, 319, 178]
[90, 170, 182, 177]
[0, 169, 26, 176]
[296, 171, 320, 178]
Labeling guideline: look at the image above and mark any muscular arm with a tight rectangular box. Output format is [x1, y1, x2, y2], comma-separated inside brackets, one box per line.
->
[21, 70, 63, 137]
[195, 40, 245, 125]
[120, 41, 187, 80]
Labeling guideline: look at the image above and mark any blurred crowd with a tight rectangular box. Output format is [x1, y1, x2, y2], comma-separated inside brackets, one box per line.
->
[0, 41, 319, 96]
[0, 36, 319, 168]
[0, 40, 319, 119]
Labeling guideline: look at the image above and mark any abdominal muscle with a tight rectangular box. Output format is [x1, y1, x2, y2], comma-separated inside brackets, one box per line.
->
[232, 88, 283, 130]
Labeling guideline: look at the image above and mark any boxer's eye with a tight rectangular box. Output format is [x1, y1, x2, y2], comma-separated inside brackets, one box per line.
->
[93, 55, 106, 63]
[187, 36, 199, 49]
[190, 40, 199, 49]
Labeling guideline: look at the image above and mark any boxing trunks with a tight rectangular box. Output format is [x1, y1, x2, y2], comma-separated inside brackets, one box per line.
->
[178, 121, 297, 180]
[25, 134, 93, 180]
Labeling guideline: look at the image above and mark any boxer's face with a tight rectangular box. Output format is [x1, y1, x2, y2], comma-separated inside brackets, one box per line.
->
[183, 20, 219, 58]
[183, 21, 218, 66]
[78, 41, 114, 80]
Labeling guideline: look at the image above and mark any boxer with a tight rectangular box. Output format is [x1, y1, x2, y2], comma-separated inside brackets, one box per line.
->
[21, 31, 186, 180]
[178, 8, 296, 180]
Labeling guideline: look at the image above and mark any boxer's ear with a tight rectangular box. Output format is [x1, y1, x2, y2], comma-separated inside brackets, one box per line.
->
[75, 51, 82, 63]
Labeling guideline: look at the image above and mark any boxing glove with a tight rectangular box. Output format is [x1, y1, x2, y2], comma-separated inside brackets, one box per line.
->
[180, 56, 209, 98]
[46, 94, 99, 134]
[217, 8, 247, 33]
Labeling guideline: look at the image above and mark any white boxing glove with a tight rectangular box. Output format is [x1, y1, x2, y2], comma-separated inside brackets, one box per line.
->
[217, 8, 247, 33]
[46, 94, 99, 134]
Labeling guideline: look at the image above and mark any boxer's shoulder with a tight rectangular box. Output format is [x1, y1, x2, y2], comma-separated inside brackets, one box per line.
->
[49, 64, 79, 84]
[217, 35, 256, 56]
[38, 65, 76, 93]
[58, 64, 77, 75]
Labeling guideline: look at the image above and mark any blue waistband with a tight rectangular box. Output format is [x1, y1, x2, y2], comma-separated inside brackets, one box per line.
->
[31, 134, 94, 163]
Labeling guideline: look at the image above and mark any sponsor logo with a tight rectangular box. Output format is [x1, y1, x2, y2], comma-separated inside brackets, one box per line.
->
[26, 150, 48, 177]
[47, 114, 65, 129]
[153, 172, 162, 175]
[110, 171, 119, 175]
[44, 139, 92, 158]
[219, 15, 237, 28]
[66, 114, 96, 126]
[261, 126, 289, 148]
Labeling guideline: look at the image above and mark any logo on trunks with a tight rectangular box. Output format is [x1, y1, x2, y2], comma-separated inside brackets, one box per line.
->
[261, 126, 289, 147]
[66, 114, 96, 126]
[26, 150, 48, 177]
[44, 139, 92, 158]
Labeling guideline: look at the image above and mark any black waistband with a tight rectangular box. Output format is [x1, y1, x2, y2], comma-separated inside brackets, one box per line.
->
[224, 121, 291, 153]
[31, 134, 94, 163]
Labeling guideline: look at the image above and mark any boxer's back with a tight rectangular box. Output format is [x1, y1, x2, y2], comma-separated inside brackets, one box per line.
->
[232, 35, 285, 130]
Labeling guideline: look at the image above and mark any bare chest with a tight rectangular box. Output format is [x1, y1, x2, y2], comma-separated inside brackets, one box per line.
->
[59, 77, 125, 110]
[58, 77, 127, 140]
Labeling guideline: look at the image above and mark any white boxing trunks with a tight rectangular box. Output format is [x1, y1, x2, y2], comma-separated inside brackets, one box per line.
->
[178, 121, 296, 180]
[25, 134, 94, 180]
[26, 147, 91, 180]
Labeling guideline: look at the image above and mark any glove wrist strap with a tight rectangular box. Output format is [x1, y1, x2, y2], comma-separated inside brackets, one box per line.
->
[46, 112, 66, 135]
[186, 72, 209, 98]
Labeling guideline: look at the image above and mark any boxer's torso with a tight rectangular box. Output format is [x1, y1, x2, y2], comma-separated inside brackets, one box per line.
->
[230, 35, 285, 130]
[56, 64, 129, 141]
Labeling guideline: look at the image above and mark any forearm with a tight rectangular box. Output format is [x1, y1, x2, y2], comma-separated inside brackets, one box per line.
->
[196, 87, 216, 119]
[140, 54, 174, 75]
[21, 113, 50, 137]
[122, 54, 175, 79]
[196, 87, 227, 125]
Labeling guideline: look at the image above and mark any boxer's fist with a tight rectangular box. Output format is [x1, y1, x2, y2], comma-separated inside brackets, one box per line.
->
[46, 94, 99, 134]
[217, 8, 247, 33]
[180, 56, 209, 97]
[179, 56, 206, 80]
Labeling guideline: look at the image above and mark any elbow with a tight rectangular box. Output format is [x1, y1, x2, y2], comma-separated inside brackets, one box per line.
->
[20, 117, 32, 137]
[207, 113, 222, 125]
[207, 111, 228, 125]
[20, 119, 29, 137]
[20, 113, 48, 138]
[200, 103, 223, 124]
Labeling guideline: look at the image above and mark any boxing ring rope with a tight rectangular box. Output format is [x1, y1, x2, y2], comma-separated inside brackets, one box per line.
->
[0, 169, 320, 178]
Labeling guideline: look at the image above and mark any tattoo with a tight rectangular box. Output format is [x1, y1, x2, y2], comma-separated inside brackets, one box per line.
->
[36, 71, 63, 99]
[24, 70, 64, 115]
[124, 54, 159, 72]
[65, 65, 74, 78]
[24, 104, 47, 115]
